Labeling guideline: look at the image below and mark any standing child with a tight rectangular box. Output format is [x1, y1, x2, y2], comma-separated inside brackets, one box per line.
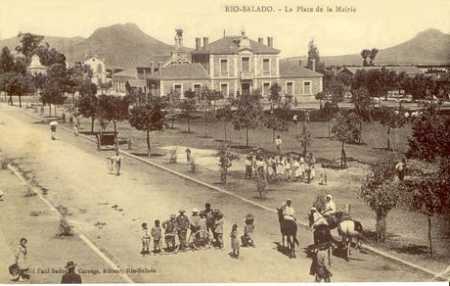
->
[141, 223, 151, 255]
[214, 211, 224, 249]
[241, 214, 255, 247]
[244, 155, 253, 179]
[49, 120, 58, 140]
[151, 220, 162, 253]
[230, 224, 240, 258]
[112, 150, 122, 176]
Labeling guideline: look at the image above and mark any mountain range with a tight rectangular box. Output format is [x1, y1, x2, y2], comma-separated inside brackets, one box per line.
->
[0, 23, 448, 68]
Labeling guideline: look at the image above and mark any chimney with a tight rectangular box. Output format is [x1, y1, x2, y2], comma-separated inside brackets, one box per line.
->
[203, 37, 209, 47]
[298, 60, 302, 67]
[258, 37, 264, 44]
[195, 38, 201, 50]
[312, 58, 316, 72]
[267, 37, 273, 48]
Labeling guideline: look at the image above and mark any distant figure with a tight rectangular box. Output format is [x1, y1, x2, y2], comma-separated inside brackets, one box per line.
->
[73, 116, 79, 137]
[214, 211, 224, 248]
[176, 210, 190, 251]
[293, 114, 298, 125]
[185, 148, 192, 163]
[162, 215, 177, 251]
[61, 261, 82, 284]
[151, 220, 162, 253]
[141, 223, 151, 255]
[241, 214, 255, 247]
[275, 135, 282, 153]
[49, 120, 58, 140]
[0, 189, 4, 201]
[244, 155, 253, 179]
[395, 158, 407, 181]
[281, 199, 296, 221]
[230, 224, 240, 258]
[12, 238, 29, 282]
[109, 150, 122, 176]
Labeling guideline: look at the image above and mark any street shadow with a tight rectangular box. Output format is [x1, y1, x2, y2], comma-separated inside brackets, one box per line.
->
[130, 152, 164, 157]
[273, 241, 291, 257]
[392, 244, 429, 255]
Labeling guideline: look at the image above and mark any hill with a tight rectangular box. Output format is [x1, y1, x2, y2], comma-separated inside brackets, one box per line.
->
[283, 29, 450, 66]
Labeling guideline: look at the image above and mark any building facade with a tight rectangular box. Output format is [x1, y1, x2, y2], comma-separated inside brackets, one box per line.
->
[84, 56, 107, 86]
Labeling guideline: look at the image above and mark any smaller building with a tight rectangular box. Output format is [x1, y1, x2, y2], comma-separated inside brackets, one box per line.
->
[28, 54, 47, 75]
[84, 56, 107, 86]
[111, 69, 138, 95]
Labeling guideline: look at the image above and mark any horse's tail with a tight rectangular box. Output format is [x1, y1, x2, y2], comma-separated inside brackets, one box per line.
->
[354, 220, 363, 233]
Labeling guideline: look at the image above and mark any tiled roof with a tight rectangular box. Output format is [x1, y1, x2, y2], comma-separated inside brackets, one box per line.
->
[192, 36, 280, 55]
[150, 63, 209, 80]
[112, 69, 137, 79]
[279, 62, 323, 78]
[343, 66, 424, 76]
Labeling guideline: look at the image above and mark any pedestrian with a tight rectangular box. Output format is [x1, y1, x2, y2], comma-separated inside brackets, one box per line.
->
[214, 210, 224, 249]
[111, 150, 122, 176]
[241, 214, 255, 247]
[230, 224, 240, 258]
[189, 208, 201, 247]
[185, 148, 192, 163]
[293, 114, 298, 125]
[0, 189, 4, 201]
[162, 215, 177, 252]
[141, 222, 151, 255]
[309, 243, 332, 282]
[275, 135, 282, 154]
[176, 210, 190, 251]
[73, 116, 79, 137]
[61, 261, 82, 284]
[151, 220, 162, 253]
[244, 155, 253, 179]
[49, 120, 58, 140]
[12, 238, 29, 282]
[202, 203, 215, 237]
[395, 158, 407, 181]
[198, 212, 209, 246]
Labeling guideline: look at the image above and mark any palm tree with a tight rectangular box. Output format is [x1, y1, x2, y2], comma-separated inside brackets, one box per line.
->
[360, 49, 371, 66]
[369, 48, 379, 66]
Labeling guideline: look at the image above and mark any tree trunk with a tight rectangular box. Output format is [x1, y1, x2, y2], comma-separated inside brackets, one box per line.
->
[428, 215, 433, 257]
[376, 210, 387, 242]
[146, 129, 151, 157]
[113, 120, 118, 150]
[341, 141, 347, 169]
[204, 111, 208, 137]
[90, 117, 95, 134]
[187, 117, 191, 133]
[359, 121, 363, 144]
[387, 127, 391, 151]
[8, 95, 13, 105]
[327, 118, 331, 138]
[272, 128, 275, 143]
[18, 95, 22, 107]
[224, 121, 227, 142]
[49, 104, 51, 117]
[246, 128, 249, 147]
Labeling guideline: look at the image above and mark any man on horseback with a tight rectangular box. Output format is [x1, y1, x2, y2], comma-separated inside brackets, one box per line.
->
[281, 199, 296, 221]
[310, 207, 330, 245]
[322, 195, 336, 216]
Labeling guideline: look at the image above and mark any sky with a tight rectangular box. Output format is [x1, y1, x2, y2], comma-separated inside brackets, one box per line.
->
[0, 0, 449, 58]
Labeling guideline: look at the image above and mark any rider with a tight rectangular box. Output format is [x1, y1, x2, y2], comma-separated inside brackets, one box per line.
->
[322, 195, 336, 216]
[281, 199, 296, 221]
[310, 207, 328, 229]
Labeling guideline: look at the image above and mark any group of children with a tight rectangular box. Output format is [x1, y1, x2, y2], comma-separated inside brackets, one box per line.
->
[245, 152, 318, 184]
[140, 209, 255, 259]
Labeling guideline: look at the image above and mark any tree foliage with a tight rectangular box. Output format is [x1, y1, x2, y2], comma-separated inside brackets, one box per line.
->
[232, 91, 264, 146]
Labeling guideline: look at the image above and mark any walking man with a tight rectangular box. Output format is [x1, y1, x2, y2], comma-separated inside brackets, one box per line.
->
[61, 261, 82, 284]
[12, 238, 29, 282]
[49, 120, 58, 140]
[275, 135, 282, 154]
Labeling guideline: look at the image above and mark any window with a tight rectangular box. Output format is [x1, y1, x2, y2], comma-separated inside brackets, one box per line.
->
[242, 57, 250, 73]
[263, 82, 270, 97]
[263, 58, 270, 74]
[193, 84, 201, 95]
[286, 82, 294, 95]
[220, 59, 228, 76]
[174, 84, 182, 96]
[304, 81, 311, 94]
[220, 83, 228, 97]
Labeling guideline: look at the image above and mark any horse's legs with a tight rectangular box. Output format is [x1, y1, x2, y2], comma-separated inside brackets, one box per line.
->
[291, 236, 296, 258]
[328, 247, 331, 266]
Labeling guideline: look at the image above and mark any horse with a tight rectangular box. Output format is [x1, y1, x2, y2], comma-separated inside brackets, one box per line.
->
[308, 210, 363, 261]
[277, 208, 299, 258]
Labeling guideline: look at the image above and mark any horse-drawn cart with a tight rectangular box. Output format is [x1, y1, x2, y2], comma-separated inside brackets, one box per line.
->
[95, 131, 117, 150]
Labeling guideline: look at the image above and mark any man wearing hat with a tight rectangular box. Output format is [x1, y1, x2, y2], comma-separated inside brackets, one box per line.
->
[189, 209, 201, 246]
[61, 261, 82, 283]
[202, 203, 215, 237]
[162, 215, 177, 251]
[176, 210, 190, 250]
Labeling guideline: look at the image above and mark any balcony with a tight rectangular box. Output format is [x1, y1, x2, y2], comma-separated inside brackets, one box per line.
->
[240, 71, 254, 80]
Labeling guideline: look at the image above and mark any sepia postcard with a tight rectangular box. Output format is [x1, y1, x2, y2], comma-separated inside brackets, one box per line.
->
[0, 0, 449, 283]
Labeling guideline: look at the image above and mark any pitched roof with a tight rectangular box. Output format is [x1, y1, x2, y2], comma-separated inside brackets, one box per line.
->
[279, 62, 323, 78]
[150, 63, 209, 80]
[343, 66, 424, 76]
[191, 36, 280, 55]
[112, 69, 137, 79]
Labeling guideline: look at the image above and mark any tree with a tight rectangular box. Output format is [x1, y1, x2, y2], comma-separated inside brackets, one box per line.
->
[216, 103, 233, 143]
[369, 48, 379, 66]
[331, 111, 360, 168]
[359, 156, 404, 241]
[199, 87, 222, 138]
[323, 101, 339, 137]
[306, 40, 324, 72]
[360, 49, 371, 66]
[378, 106, 407, 151]
[129, 99, 165, 156]
[76, 80, 98, 133]
[40, 63, 69, 116]
[179, 89, 197, 133]
[297, 119, 312, 156]
[217, 144, 239, 184]
[5, 72, 34, 107]
[352, 87, 374, 143]
[164, 89, 180, 129]
[0, 47, 15, 73]
[15, 32, 44, 60]
[232, 91, 264, 147]
[264, 101, 290, 143]
[96, 95, 130, 149]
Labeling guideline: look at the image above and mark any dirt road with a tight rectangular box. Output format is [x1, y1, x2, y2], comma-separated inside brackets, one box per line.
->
[0, 104, 430, 282]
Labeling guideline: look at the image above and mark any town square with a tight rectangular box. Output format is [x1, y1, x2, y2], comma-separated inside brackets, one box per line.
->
[0, 0, 449, 283]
